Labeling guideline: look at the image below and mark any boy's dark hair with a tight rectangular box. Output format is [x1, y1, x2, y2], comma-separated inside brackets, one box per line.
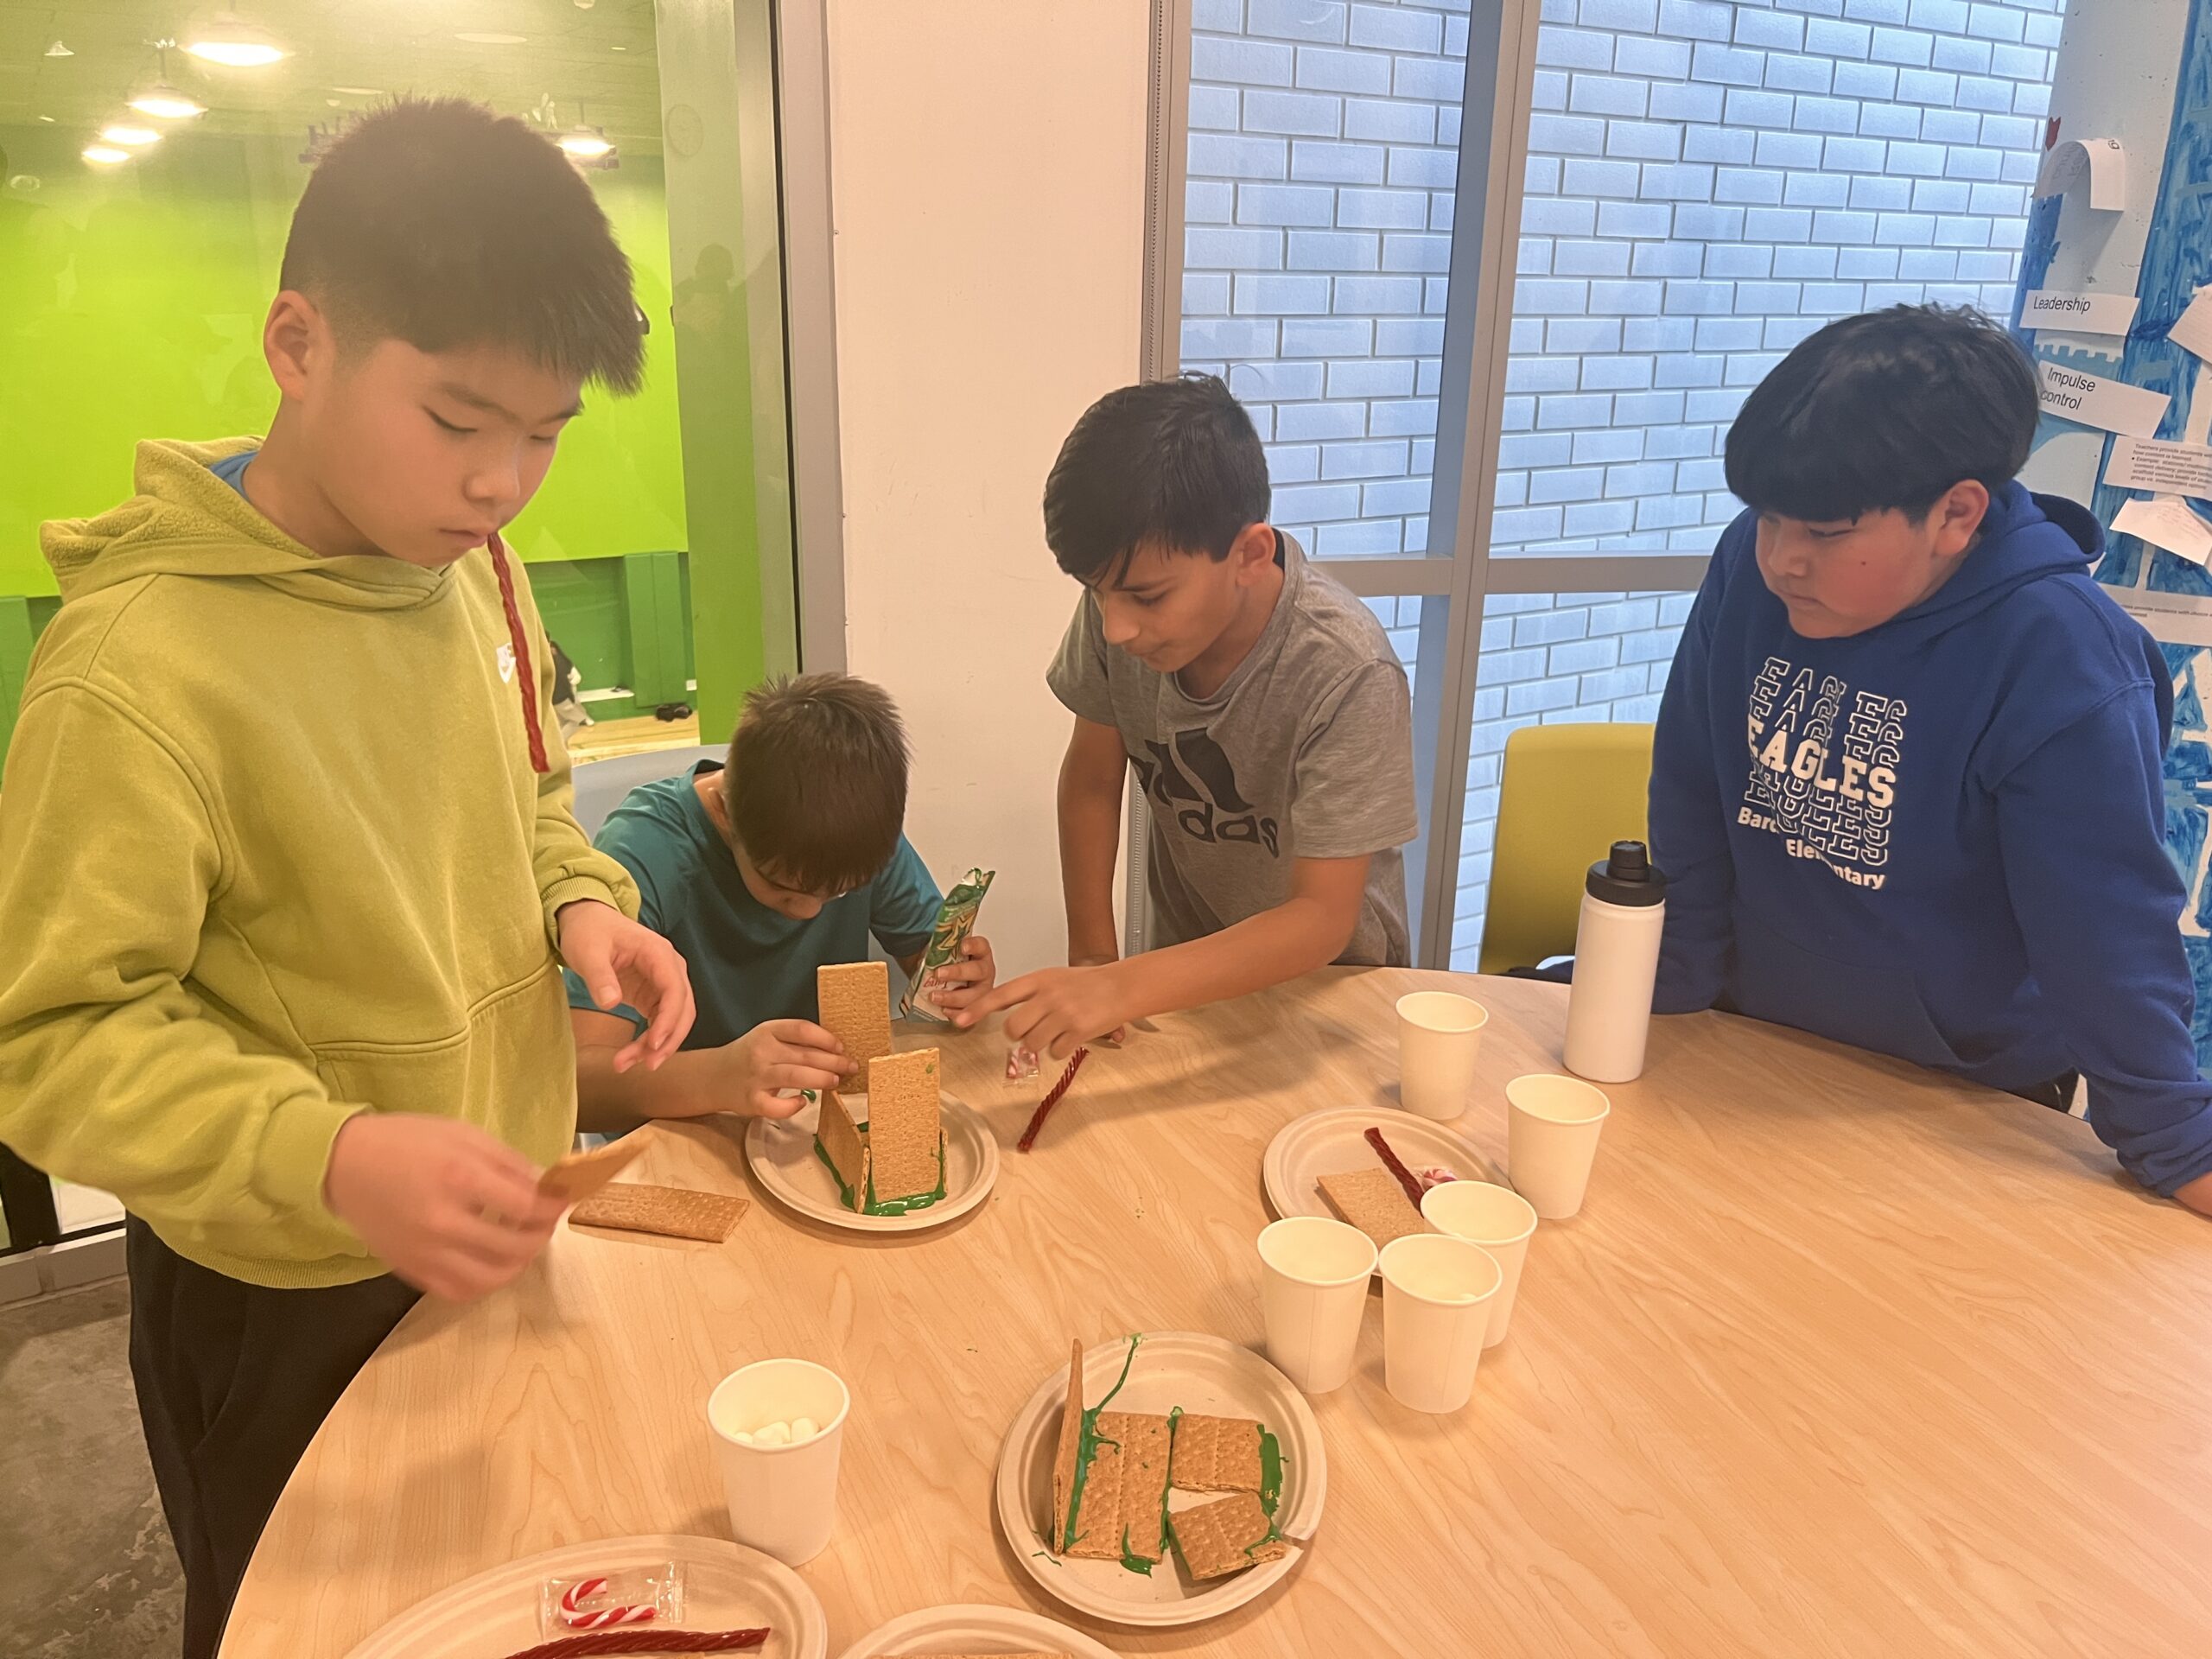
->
[1043, 373, 1271, 584]
[722, 674, 910, 894]
[1724, 303, 2038, 523]
[281, 98, 645, 394]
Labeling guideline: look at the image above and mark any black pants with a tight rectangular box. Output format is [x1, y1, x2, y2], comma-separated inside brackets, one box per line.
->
[2013, 1071, 2082, 1113]
[127, 1218, 419, 1659]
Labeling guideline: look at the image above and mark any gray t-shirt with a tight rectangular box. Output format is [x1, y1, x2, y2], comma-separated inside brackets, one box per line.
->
[1048, 533, 1419, 966]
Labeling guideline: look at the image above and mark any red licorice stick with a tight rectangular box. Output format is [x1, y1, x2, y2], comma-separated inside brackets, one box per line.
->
[1017, 1046, 1090, 1152]
[1364, 1127, 1426, 1207]
[497, 1630, 768, 1659]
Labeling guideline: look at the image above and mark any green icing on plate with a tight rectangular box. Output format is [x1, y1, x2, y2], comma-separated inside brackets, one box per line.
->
[1060, 1333, 1141, 1554]
[811, 1128, 948, 1217]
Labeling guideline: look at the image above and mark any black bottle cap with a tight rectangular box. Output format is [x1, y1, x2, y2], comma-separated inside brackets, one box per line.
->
[1586, 839, 1667, 906]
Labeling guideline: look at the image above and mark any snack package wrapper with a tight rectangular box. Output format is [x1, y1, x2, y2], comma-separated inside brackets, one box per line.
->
[902, 867, 995, 1024]
[541, 1563, 684, 1634]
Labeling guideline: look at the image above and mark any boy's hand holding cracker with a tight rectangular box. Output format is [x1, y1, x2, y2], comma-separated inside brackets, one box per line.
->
[721, 1020, 855, 1117]
[323, 1115, 569, 1302]
[559, 899, 696, 1071]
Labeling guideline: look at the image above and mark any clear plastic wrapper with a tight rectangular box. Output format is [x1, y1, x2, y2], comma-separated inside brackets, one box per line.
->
[539, 1563, 684, 1635]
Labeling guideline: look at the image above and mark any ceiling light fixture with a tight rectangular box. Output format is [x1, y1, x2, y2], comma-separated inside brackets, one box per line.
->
[454, 32, 529, 45]
[45, 41, 73, 58]
[557, 127, 614, 160]
[130, 87, 207, 118]
[99, 124, 164, 147]
[130, 44, 209, 120]
[83, 145, 131, 165]
[184, 14, 289, 68]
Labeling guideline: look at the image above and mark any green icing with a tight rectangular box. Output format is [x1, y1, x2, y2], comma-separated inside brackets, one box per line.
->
[860, 1131, 948, 1216]
[813, 1129, 948, 1216]
[1247, 1427, 1287, 1562]
[1060, 1333, 1141, 1554]
[1118, 1526, 1153, 1576]
[1258, 1427, 1284, 1517]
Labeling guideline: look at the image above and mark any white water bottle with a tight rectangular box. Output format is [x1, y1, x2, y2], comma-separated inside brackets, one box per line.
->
[1562, 840, 1669, 1084]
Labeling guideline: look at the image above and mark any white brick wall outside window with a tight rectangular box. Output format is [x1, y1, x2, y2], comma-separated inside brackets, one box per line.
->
[1186, 0, 2059, 967]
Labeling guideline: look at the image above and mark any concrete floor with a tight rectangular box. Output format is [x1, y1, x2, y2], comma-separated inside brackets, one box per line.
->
[0, 1277, 184, 1658]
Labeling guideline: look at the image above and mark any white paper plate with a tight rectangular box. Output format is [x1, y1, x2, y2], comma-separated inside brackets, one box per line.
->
[745, 1091, 995, 1233]
[994, 1332, 1325, 1628]
[1262, 1106, 1495, 1276]
[341, 1533, 827, 1659]
[835, 1602, 1121, 1658]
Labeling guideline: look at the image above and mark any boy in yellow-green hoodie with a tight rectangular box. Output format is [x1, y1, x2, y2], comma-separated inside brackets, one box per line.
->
[0, 100, 695, 1657]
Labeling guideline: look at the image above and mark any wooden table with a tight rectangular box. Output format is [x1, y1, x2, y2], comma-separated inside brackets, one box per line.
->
[222, 970, 2212, 1658]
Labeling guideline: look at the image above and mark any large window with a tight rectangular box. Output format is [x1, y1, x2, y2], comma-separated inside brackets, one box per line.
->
[1171, 0, 2059, 968]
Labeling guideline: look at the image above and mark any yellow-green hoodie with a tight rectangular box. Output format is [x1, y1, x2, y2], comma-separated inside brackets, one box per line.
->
[0, 439, 639, 1288]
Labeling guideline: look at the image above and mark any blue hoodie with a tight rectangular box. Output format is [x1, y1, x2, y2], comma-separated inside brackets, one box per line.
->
[1651, 480, 2212, 1197]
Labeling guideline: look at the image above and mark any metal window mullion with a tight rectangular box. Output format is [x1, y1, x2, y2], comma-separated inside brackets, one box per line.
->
[772, 0, 849, 674]
[1126, 0, 1195, 957]
[1408, 0, 1544, 969]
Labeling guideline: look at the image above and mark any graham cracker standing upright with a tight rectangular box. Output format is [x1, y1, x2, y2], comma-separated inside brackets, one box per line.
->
[1050, 1339, 1087, 1553]
[1169, 1414, 1266, 1494]
[816, 1089, 870, 1204]
[865, 1046, 943, 1201]
[817, 960, 893, 1082]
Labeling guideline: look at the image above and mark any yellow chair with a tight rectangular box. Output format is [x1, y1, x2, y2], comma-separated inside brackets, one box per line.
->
[1478, 722, 1656, 975]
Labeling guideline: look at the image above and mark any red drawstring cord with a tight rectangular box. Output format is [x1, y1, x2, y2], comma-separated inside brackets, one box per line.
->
[486, 533, 550, 775]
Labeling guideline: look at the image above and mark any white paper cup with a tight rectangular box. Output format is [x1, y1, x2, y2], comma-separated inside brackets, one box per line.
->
[1421, 1181, 1537, 1349]
[1505, 1073, 1611, 1219]
[1378, 1234, 1501, 1413]
[1396, 991, 1488, 1120]
[707, 1358, 850, 1565]
[1257, 1216, 1378, 1394]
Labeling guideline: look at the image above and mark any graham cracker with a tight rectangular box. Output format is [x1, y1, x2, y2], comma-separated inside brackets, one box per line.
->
[1169, 1414, 1265, 1494]
[1065, 1409, 1174, 1563]
[817, 1089, 870, 1207]
[569, 1182, 747, 1243]
[865, 1047, 943, 1202]
[1049, 1339, 1086, 1554]
[1169, 1491, 1287, 1581]
[817, 961, 893, 1077]
[537, 1136, 646, 1206]
[1318, 1167, 1433, 1249]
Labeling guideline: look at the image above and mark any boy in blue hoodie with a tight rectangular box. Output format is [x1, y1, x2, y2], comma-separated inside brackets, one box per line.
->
[1651, 303, 2212, 1216]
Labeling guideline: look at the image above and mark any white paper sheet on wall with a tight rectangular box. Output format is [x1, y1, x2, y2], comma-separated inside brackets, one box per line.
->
[2170, 289, 2212, 364]
[2023, 289, 2140, 335]
[2113, 497, 2212, 566]
[2033, 136, 2126, 210]
[2037, 362, 2171, 438]
[2107, 437, 2212, 500]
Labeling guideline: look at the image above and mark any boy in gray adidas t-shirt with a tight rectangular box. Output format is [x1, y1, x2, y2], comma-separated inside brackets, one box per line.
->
[961, 375, 1419, 1059]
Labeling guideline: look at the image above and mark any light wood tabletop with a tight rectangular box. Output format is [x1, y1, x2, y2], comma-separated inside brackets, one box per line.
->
[220, 969, 2212, 1659]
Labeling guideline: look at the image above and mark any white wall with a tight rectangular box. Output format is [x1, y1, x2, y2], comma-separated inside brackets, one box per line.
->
[826, 0, 1150, 976]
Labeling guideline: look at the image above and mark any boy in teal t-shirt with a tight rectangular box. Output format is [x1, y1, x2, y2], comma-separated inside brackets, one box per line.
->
[569, 674, 995, 1126]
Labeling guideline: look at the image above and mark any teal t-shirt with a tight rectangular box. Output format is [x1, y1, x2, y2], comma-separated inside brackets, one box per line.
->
[563, 761, 943, 1049]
